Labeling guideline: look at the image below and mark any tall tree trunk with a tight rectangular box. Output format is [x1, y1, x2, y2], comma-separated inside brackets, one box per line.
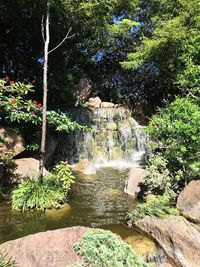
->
[39, 1, 50, 180]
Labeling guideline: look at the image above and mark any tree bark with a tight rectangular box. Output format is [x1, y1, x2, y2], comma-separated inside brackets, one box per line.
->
[39, 1, 50, 180]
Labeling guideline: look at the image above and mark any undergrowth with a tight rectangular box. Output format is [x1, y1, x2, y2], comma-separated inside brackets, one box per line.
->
[126, 194, 180, 225]
[72, 229, 149, 267]
[12, 162, 75, 211]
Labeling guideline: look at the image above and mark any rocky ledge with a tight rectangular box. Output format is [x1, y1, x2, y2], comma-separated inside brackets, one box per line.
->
[136, 216, 200, 267]
[0, 226, 88, 267]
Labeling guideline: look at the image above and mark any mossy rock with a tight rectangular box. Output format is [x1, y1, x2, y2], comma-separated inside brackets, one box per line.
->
[111, 147, 123, 160]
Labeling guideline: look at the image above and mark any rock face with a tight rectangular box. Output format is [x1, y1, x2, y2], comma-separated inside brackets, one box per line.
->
[124, 167, 146, 196]
[0, 226, 88, 267]
[136, 216, 200, 267]
[0, 126, 25, 156]
[177, 180, 200, 223]
[14, 158, 49, 179]
[44, 134, 58, 167]
[74, 159, 96, 175]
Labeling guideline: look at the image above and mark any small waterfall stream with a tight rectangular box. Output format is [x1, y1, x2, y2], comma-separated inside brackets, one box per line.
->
[54, 106, 147, 167]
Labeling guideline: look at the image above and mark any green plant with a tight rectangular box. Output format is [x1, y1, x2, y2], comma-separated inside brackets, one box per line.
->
[0, 252, 17, 267]
[53, 161, 75, 193]
[126, 194, 179, 225]
[12, 162, 76, 211]
[0, 80, 85, 132]
[146, 97, 200, 193]
[143, 154, 173, 193]
[12, 174, 66, 211]
[74, 229, 149, 267]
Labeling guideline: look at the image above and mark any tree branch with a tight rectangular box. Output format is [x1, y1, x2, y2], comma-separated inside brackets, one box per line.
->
[41, 15, 45, 43]
[48, 27, 75, 54]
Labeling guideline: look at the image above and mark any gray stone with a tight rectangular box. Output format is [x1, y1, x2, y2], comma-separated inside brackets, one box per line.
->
[136, 216, 200, 267]
[124, 167, 146, 196]
[0, 227, 88, 267]
[0, 126, 25, 156]
[14, 158, 49, 180]
[177, 180, 200, 223]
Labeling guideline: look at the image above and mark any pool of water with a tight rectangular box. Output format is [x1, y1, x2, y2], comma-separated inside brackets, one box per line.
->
[0, 167, 136, 243]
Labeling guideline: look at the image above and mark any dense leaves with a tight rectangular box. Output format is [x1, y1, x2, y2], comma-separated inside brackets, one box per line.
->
[146, 97, 200, 193]
[73, 229, 149, 267]
[12, 162, 75, 210]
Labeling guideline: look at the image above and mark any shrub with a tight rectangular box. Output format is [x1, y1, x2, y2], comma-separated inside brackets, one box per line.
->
[146, 97, 200, 192]
[73, 229, 149, 267]
[143, 153, 175, 194]
[126, 194, 179, 225]
[0, 80, 85, 135]
[12, 162, 75, 211]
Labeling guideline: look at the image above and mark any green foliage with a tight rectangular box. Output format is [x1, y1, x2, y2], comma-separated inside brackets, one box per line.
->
[146, 97, 200, 191]
[73, 229, 149, 267]
[127, 194, 179, 224]
[122, 0, 200, 106]
[0, 252, 17, 267]
[12, 162, 75, 211]
[0, 80, 84, 132]
[143, 154, 174, 193]
[12, 175, 66, 211]
[53, 162, 75, 193]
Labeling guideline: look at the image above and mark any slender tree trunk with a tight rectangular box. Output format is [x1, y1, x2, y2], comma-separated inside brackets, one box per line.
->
[39, 1, 50, 180]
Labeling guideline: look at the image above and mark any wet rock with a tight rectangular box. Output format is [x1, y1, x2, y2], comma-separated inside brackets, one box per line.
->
[101, 102, 115, 108]
[177, 180, 200, 223]
[44, 134, 58, 167]
[74, 159, 96, 175]
[124, 167, 146, 196]
[0, 226, 88, 267]
[85, 97, 101, 108]
[136, 216, 200, 267]
[14, 158, 49, 180]
[106, 122, 117, 131]
[0, 126, 25, 157]
[112, 147, 123, 160]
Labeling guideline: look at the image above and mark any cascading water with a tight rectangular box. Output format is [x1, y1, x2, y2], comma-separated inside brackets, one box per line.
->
[54, 106, 147, 167]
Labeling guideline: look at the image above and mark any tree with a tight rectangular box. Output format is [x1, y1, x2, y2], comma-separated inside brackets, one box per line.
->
[122, 0, 200, 108]
[39, 1, 75, 178]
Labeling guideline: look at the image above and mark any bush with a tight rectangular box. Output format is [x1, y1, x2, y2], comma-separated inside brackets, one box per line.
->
[146, 97, 200, 193]
[126, 194, 179, 225]
[73, 229, 149, 267]
[143, 154, 172, 193]
[12, 162, 75, 211]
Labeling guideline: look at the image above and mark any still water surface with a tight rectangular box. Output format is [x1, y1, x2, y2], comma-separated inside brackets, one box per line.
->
[0, 168, 138, 244]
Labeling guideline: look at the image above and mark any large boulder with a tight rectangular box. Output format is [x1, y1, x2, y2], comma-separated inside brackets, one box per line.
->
[124, 167, 146, 196]
[85, 97, 102, 108]
[136, 216, 200, 267]
[0, 226, 88, 267]
[100, 102, 115, 108]
[14, 158, 49, 179]
[0, 126, 25, 156]
[177, 180, 200, 223]
[74, 159, 96, 175]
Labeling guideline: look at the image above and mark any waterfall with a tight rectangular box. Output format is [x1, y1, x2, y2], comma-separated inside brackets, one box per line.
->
[54, 106, 147, 167]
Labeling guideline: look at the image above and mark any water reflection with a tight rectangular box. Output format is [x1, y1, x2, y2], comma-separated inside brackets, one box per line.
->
[0, 168, 135, 243]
